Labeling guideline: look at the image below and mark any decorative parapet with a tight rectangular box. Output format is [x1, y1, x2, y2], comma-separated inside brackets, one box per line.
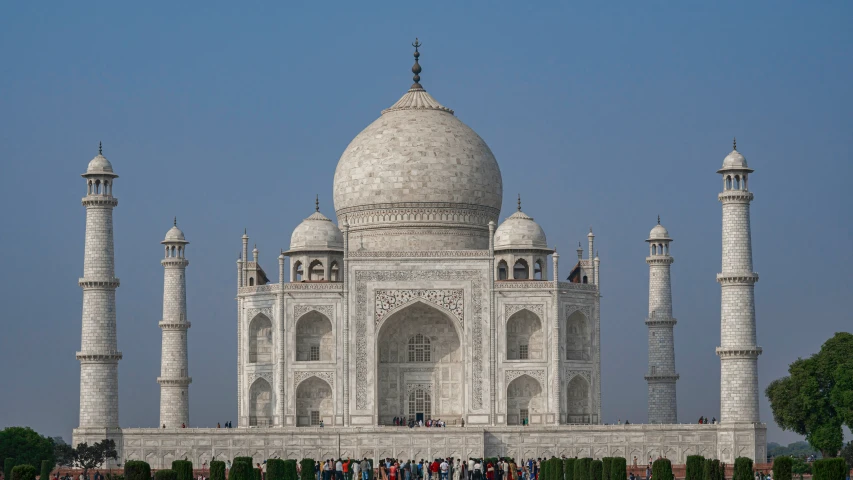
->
[557, 282, 598, 292]
[238, 283, 344, 295]
[157, 377, 192, 386]
[644, 373, 680, 382]
[76, 351, 123, 362]
[645, 313, 677, 326]
[717, 273, 759, 285]
[81, 196, 118, 207]
[348, 249, 492, 259]
[716, 346, 763, 358]
[718, 191, 754, 203]
[159, 321, 191, 330]
[79, 278, 120, 288]
[496, 281, 556, 290]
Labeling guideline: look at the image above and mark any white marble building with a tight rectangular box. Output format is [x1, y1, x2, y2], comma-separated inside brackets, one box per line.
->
[72, 44, 766, 466]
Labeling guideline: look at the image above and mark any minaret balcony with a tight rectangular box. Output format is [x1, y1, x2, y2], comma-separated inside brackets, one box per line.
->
[158, 321, 191, 330]
[78, 278, 120, 288]
[76, 351, 123, 362]
[716, 273, 759, 285]
[645, 256, 674, 265]
[645, 313, 676, 326]
[81, 196, 119, 207]
[157, 377, 192, 386]
[718, 191, 754, 203]
[644, 373, 679, 382]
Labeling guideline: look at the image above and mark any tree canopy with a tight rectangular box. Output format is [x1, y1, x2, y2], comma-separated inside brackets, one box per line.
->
[766, 332, 853, 457]
[55, 440, 118, 477]
[0, 427, 55, 468]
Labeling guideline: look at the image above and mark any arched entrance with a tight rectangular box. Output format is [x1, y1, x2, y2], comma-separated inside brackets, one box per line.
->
[506, 374, 543, 425]
[295, 311, 333, 362]
[376, 301, 463, 425]
[566, 310, 591, 361]
[565, 375, 592, 424]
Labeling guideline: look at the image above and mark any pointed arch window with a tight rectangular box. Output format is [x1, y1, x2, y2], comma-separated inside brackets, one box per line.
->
[407, 334, 431, 362]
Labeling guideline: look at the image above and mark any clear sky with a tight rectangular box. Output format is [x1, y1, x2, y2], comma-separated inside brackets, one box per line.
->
[1, 1, 851, 446]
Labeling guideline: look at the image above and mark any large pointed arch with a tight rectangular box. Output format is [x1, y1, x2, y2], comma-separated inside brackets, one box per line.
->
[295, 376, 332, 427]
[248, 313, 273, 364]
[248, 377, 273, 427]
[506, 308, 543, 360]
[506, 374, 543, 425]
[295, 310, 333, 362]
[565, 374, 592, 424]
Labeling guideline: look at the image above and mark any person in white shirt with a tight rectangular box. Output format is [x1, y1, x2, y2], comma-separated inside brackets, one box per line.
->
[440, 461, 449, 480]
[467, 459, 475, 480]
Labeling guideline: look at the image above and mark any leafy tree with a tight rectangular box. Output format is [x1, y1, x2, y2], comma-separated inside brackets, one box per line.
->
[768, 442, 819, 459]
[652, 459, 673, 480]
[772, 457, 792, 480]
[766, 332, 853, 457]
[0, 428, 56, 469]
[609, 458, 626, 480]
[124, 461, 151, 480]
[11, 465, 37, 480]
[55, 440, 118, 480]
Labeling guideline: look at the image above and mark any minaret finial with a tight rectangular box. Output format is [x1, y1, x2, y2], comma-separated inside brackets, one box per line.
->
[657, 215, 660, 225]
[411, 38, 422, 88]
[517, 194, 521, 211]
[315, 194, 319, 212]
[733, 137, 737, 151]
[99, 141, 102, 155]
[174, 216, 177, 227]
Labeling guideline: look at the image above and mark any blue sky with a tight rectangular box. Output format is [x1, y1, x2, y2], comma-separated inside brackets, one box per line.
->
[1, 1, 851, 445]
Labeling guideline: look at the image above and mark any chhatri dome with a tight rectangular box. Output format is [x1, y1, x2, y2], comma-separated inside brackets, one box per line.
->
[333, 40, 503, 251]
[647, 216, 671, 241]
[494, 196, 549, 250]
[718, 138, 753, 172]
[288, 197, 344, 253]
[84, 142, 118, 177]
[163, 218, 188, 243]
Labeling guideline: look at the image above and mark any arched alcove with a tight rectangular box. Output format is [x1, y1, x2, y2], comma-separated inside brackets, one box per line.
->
[506, 374, 543, 425]
[506, 309, 543, 360]
[295, 376, 332, 427]
[566, 310, 591, 361]
[249, 378, 273, 427]
[249, 314, 273, 364]
[565, 375, 591, 424]
[295, 311, 333, 362]
[513, 259, 529, 280]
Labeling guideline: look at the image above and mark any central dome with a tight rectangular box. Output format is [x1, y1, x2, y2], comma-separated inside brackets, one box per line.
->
[333, 60, 503, 251]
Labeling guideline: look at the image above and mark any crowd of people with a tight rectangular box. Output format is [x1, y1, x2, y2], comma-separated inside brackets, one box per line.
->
[389, 417, 453, 428]
[312, 457, 564, 480]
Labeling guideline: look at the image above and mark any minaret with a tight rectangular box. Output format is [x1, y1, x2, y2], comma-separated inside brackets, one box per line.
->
[158, 218, 191, 427]
[77, 143, 122, 430]
[716, 139, 761, 423]
[645, 216, 679, 424]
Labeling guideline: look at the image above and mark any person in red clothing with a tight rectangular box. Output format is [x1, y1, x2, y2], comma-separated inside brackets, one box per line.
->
[431, 461, 440, 480]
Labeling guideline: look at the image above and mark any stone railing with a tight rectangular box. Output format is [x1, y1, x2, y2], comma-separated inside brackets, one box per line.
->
[238, 282, 344, 295]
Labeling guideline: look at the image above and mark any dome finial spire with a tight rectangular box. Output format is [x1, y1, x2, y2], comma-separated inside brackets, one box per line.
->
[174, 216, 177, 227]
[315, 194, 319, 212]
[411, 38, 423, 89]
[657, 215, 660, 225]
[98, 141, 102, 155]
[733, 137, 737, 151]
[517, 194, 521, 211]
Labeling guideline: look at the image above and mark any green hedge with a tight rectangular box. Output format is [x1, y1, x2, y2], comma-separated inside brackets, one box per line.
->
[230, 460, 252, 480]
[813, 458, 847, 480]
[733, 458, 753, 480]
[590, 460, 603, 480]
[267, 459, 286, 480]
[254, 467, 263, 480]
[6, 458, 16, 480]
[772, 457, 792, 480]
[554, 458, 564, 480]
[154, 470, 177, 480]
[686, 456, 705, 480]
[610, 458, 626, 480]
[541, 459, 550, 480]
[565, 459, 575, 480]
[652, 459, 673, 480]
[234, 458, 254, 467]
[299, 460, 315, 480]
[703, 459, 723, 480]
[209, 461, 225, 480]
[172, 460, 193, 480]
[283, 460, 298, 480]
[601, 458, 612, 480]
[575, 458, 592, 480]
[39, 460, 51, 480]
[125, 461, 152, 480]
[11, 465, 36, 480]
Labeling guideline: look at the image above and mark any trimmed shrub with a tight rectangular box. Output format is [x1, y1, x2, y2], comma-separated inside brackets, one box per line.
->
[172, 460, 193, 480]
[541, 459, 550, 480]
[565, 459, 576, 480]
[575, 458, 592, 480]
[234, 458, 254, 468]
[254, 468, 263, 480]
[126, 461, 152, 480]
[601, 458, 612, 480]
[686, 456, 705, 480]
[210, 461, 226, 480]
[299, 460, 315, 480]
[610, 458, 627, 480]
[772, 457, 792, 480]
[230, 460, 252, 480]
[6, 458, 16, 480]
[813, 458, 847, 480]
[283, 460, 298, 480]
[554, 458, 564, 480]
[154, 470, 177, 480]
[652, 459, 673, 480]
[11, 465, 37, 480]
[39, 460, 51, 480]
[733, 458, 753, 480]
[267, 459, 286, 480]
[703, 459, 724, 480]
[590, 460, 603, 480]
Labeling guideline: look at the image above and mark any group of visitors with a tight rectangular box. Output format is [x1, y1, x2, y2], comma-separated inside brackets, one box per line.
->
[696, 417, 716, 424]
[390, 417, 450, 428]
[317, 459, 372, 480]
[215, 421, 234, 428]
